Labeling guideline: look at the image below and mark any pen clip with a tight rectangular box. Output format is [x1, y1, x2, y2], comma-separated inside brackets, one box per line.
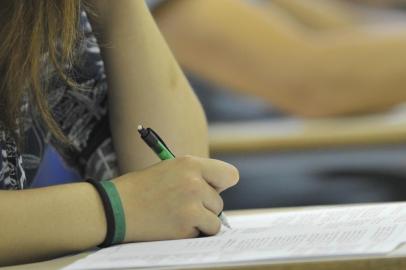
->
[147, 128, 176, 157]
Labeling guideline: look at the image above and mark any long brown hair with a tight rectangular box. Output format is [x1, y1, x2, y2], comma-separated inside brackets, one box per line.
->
[0, 0, 82, 143]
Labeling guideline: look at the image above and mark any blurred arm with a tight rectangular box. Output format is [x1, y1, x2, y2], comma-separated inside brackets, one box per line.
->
[270, 0, 356, 30]
[153, 0, 406, 116]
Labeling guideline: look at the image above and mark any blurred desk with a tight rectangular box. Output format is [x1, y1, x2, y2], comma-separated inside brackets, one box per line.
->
[3, 205, 406, 270]
[209, 109, 406, 154]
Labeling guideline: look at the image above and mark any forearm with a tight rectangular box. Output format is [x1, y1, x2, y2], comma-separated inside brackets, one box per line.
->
[0, 183, 106, 266]
[153, 0, 325, 113]
[152, 0, 314, 113]
[87, 0, 208, 173]
[153, 0, 406, 116]
[297, 32, 406, 116]
[270, 0, 356, 30]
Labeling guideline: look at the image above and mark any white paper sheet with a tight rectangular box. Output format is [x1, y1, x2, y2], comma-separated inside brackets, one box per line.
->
[64, 202, 406, 270]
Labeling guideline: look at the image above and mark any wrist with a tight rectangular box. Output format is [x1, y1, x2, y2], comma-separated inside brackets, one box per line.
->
[59, 182, 108, 250]
[86, 179, 126, 247]
[112, 175, 138, 242]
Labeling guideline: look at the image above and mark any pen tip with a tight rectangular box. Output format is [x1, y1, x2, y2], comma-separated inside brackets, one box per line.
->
[219, 213, 232, 229]
[137, 125, 143, 131]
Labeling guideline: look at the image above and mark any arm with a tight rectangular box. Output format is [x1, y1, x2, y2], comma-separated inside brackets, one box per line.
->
[1, 2, 234, 265]
[86, 0, 208, 173]
[0, 158, 237, 266]
[270, 0, 356, 30]
[0, 183, 106, 266]
[152, 0, 406, 116]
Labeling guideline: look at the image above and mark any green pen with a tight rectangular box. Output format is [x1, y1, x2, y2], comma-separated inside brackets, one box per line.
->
[137, 125, 231, 229]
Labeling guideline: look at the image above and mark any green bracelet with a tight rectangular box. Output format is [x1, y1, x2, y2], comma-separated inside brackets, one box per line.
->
[86, 179, 126, 247]
[100, 180, 126, 244]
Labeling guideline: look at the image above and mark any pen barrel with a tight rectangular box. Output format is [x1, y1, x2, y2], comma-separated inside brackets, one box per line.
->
[156, 141, 175, 160]
[139, 127, 175, 160]
[139, 130, 162, 153]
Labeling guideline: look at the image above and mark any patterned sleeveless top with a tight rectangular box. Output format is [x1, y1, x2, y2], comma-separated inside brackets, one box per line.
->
[0, 12, 119, 190]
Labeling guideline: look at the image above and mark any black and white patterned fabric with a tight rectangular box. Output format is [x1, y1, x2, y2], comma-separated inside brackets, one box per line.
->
[0, 12, 119, 190]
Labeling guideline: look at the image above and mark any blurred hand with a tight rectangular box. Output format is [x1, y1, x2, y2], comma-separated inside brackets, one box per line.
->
[113, 155, 239, 242]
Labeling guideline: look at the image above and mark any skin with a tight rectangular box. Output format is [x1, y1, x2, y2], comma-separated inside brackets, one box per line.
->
[0, 1, 239, 266]
[270, 0, 357, 30]
[0, 157, 238, 266]
[152, 0, 406, 116]
[87, 0, 209, 171]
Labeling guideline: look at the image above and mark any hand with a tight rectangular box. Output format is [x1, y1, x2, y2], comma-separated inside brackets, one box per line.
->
[112, 155, 239, 242]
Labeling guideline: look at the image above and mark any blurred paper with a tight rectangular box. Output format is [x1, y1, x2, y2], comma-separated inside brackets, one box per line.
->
[64, 202, 406, 270]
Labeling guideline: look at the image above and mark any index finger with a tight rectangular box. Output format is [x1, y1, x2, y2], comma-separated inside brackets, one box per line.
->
[198, 157, 239, 193]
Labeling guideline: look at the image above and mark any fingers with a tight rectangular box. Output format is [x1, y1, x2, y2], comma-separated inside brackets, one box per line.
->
[178, 188, 223, 238]
[195, 206, 222, 236]
[197, 157, 239, 193]
[201, 184, 224, 216]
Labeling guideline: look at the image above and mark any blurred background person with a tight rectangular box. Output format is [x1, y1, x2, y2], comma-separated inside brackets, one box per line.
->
[145, 0, 406, 210]
[150, 0, 406, 116]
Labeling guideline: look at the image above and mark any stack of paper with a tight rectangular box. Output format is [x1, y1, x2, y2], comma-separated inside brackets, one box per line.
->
[64, 202, 406, 270]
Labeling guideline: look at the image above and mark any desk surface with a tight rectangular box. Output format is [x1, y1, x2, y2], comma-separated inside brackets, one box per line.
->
[209, 109, 406, 153]
[3, 205, 406, 270]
